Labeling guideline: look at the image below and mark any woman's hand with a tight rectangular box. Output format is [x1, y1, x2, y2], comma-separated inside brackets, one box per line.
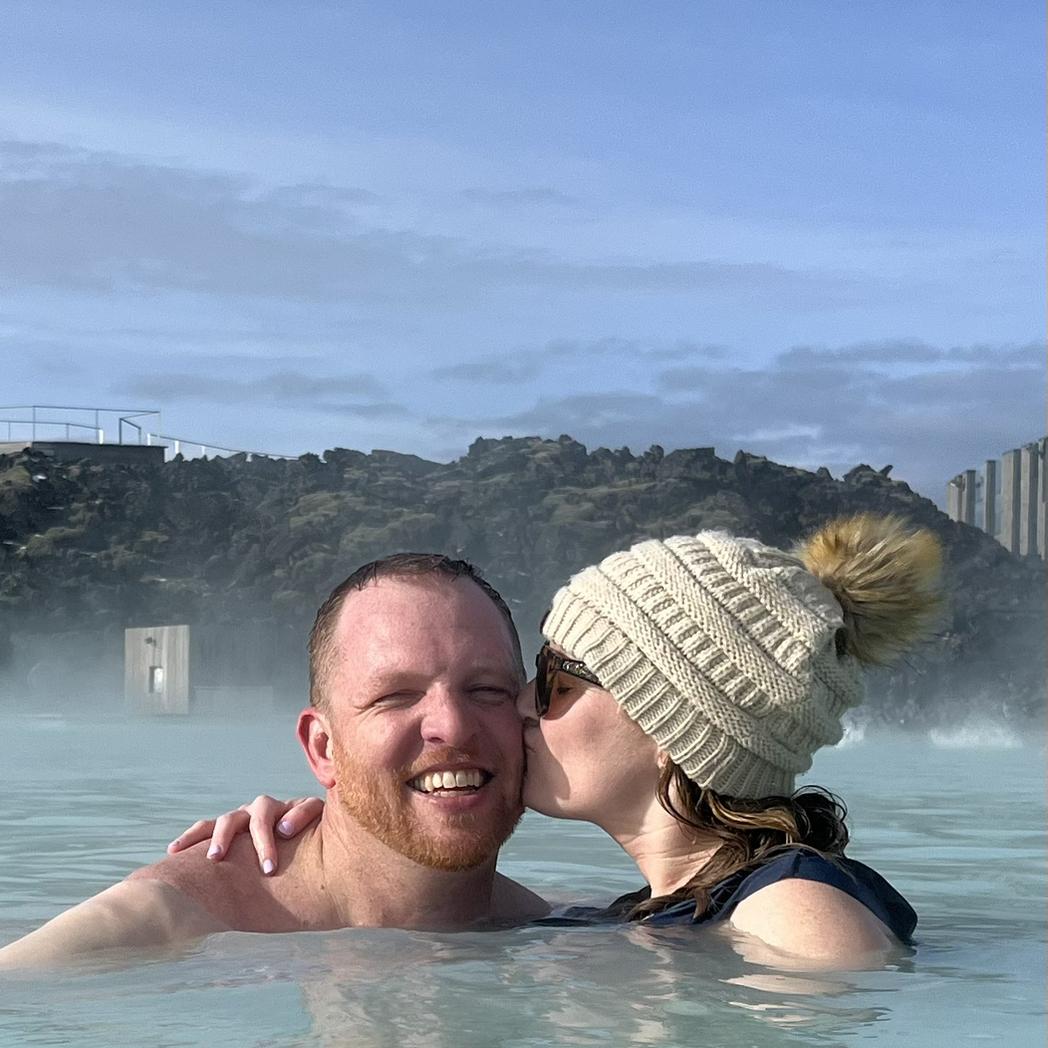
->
[166, 795, 324, 875]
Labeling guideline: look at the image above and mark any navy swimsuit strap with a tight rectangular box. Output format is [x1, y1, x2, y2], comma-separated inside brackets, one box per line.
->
[539, 848, 917, 942]
[644, 849, 917, 941]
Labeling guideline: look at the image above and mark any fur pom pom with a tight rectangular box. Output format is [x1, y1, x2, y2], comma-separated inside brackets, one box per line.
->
[795, 514, 944, 665]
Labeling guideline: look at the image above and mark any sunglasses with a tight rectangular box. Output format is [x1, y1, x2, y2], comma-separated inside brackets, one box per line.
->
[534, 641, 602, 717]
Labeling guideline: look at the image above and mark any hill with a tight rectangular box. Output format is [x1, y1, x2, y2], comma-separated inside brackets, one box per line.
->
[0, 435, 1043, 727]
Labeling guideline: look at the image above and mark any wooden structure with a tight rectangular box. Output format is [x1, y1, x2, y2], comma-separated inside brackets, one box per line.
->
[125, 625, 190, 714]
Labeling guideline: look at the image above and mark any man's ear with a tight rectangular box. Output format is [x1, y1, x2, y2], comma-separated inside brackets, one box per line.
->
[297, 707, 337, 789]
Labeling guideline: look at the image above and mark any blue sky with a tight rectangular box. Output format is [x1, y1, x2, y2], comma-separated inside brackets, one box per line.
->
[1, 1, 1043, 502]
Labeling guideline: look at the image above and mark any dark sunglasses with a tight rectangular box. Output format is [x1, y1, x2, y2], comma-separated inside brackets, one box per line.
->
[534, 642, 602, 717]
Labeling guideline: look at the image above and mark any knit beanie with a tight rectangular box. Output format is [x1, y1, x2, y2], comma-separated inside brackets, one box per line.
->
[542, 514, 942, 799]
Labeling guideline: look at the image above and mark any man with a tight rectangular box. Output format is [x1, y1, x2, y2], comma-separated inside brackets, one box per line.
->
[0, 555, 549, 967]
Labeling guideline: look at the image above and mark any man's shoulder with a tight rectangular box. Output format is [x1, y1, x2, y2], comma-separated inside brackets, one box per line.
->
[128, 841, 241, 895]
[491, 873, 550, 923]
[128, 839, 294, 931]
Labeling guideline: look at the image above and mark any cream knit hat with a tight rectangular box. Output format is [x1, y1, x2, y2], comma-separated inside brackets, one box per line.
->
[542, 515, 942, 799]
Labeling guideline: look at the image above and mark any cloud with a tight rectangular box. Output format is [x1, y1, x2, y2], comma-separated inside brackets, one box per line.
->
[461, 187, 583, 209]
[645, 342, 729, 362]
[429, 338, 629, 385]
[774, 339, 944, 368]
[943, 343, 1041, 365]
[262, 183, 382, 209]
[430, 359, 543, 383]
[119, 369, 388, 404]
[426, 340, 1044, 502]
[428, 392, 674, 451]
[0, 139, 871, 308]
[108, 368, 413, 443]
[540, 336, 710, 360]
[429, 337, 718, 385]
[318, 401, 410, 419]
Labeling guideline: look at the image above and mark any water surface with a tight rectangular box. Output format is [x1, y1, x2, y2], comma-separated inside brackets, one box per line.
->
[0, 712, 1043, 1047]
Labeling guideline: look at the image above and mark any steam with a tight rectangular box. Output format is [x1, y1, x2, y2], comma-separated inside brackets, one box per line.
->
[929, 720, 1023, 750]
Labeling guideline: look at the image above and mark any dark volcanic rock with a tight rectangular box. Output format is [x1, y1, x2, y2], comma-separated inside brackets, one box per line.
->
[0, 438, 1043, 727]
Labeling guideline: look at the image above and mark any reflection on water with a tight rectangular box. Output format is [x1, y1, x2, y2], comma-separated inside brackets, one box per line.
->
[0, 926, 902, 1048]
[0, 713, 1044, 1048]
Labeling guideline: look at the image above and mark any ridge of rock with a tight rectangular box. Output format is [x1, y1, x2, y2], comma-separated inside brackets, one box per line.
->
[0, 437, 1042, 726]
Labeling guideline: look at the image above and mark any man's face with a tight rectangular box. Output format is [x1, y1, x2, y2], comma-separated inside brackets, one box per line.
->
[322, 576, 525, 871]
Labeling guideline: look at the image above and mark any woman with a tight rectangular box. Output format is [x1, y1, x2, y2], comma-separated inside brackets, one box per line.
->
[172, 514, 941, 963]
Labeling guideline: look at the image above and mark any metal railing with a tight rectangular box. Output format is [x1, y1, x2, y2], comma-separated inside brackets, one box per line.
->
[0, 405, 295, 461]
[0, 405, 161, 446]
[146, 432, 296, 460]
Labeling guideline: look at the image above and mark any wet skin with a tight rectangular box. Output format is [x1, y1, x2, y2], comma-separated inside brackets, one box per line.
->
[0, 577, 548, 968]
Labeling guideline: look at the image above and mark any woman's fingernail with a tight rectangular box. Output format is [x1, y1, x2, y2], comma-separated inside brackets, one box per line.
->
[207, 844, 223, 860]
[277, 820, 293, 837]
[262, 858, 276, 875]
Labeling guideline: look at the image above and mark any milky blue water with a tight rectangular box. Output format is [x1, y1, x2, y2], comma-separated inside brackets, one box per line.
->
[0, 712, 1043, 1047]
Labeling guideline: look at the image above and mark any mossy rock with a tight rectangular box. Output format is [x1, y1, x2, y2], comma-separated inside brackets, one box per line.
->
[0, 439, 1040, 726]
[23, 525, 88, 558]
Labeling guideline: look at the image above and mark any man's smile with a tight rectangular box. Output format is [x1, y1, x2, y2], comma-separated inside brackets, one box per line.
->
[407, 768, 490, 794]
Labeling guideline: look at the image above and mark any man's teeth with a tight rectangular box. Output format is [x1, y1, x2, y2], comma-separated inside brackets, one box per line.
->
[410, 769, 484, 793]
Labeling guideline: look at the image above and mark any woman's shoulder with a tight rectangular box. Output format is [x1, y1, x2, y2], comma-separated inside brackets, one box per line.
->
[715, 849, 917, 943]
[642, 848, 917, 944]
[534, 849, 917, 952]
[728, 874, 900, 966]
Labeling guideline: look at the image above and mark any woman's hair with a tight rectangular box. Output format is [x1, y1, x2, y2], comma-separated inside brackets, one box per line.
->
[629, 760, 850, 921]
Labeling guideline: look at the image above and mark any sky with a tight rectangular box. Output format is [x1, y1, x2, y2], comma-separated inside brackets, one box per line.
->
[1, 1, 1044, 503]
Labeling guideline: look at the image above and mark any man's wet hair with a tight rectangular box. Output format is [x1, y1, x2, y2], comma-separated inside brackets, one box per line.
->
[308, 553, 525, 709]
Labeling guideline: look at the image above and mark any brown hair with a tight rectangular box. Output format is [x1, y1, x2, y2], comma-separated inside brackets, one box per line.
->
[307, 552, 525, 709]
[629, 761, 850, 921]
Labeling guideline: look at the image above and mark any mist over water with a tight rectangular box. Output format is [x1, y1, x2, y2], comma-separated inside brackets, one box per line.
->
[832, 710, 1032, 752]
[928, 720, 1025, 750]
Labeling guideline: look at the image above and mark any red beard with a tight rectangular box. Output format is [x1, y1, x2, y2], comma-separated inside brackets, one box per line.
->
[332, 742, 522, 871]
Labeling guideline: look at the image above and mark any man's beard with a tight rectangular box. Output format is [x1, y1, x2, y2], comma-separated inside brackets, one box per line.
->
[332, 741, 523, 871]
